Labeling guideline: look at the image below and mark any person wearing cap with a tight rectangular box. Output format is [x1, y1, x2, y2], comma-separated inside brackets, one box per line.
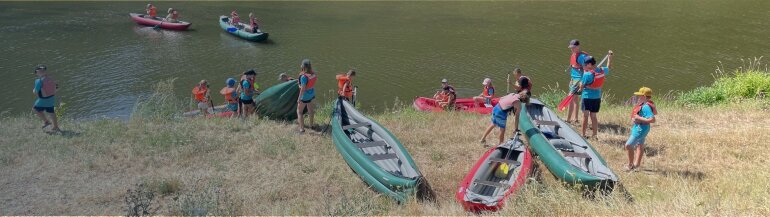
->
[473, 78, 495, 107]
[577, 51, 613, 138]
[507, 68, 532, 97]
[278, 73, 295, 82]
[220, 78, 239, 112]
[336, 69, 356, 101]
[434, 79, 456, 110]
[479, 90, 529, 146]
[297, 59, 317, 133]
[145, 3, 157, 18]
[567, 39, 589, 124]
[239, 70, 258, 117]
[192, 80, 211, 115]
[32, 65, 60, 132]
[625, 87, 657, 172]
[164, 8, 179, 23]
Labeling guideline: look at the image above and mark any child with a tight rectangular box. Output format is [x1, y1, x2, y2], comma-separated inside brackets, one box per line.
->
[625, 87, 657, 171]
[32, 64, 60, 132]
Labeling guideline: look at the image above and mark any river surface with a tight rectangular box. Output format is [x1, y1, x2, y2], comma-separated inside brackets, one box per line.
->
[1, 1, 768, 119]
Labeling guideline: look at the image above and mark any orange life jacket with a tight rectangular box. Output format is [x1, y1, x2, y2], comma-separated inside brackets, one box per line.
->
[220, 87, 237, 104]
[632, 100, 658, 118]
[585, 68, 605, 89]
[435, 92, 448, 103]
[336, 74, 353, 98]
[192, 85, 208, 103]
[570, 51, 589, 71]
[148, 6, 157, 17]
[298, 72, 317, 89]
[482, 85, 494, 97]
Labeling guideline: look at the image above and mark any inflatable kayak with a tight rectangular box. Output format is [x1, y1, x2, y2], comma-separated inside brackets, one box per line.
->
[456, 133, 532, 212]
[253, 81, 305, 121]
[413, 97, 499, 114]
[183, 105, 235, 118]
[129, 13, 191, 30]
[219, 16, 269, 42]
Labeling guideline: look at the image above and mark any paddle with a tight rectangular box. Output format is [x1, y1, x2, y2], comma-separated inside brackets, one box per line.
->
[557, 53, 610, 112]
[506, 73, 511, 94]
[153, 19, 163, 30]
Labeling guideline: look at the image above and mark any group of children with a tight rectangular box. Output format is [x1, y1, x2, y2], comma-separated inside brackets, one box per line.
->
[191, 69, 261, 118]
[144, 3, 180, 23]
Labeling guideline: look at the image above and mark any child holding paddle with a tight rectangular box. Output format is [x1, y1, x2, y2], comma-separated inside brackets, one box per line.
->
[577, 51, 613, 138]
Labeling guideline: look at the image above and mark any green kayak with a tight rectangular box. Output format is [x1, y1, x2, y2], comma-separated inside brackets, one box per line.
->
[253, 80, 303, 121]
[519, 99, 618, 190]
[332, 98, 433, 203]
[219, 16, 269, 42]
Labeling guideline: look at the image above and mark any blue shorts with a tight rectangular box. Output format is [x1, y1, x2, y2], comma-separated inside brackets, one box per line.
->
[34, 106, 55, 113]
[625, 131, 649, 148]
[491, 105, 508, 129]
[569, 79, 582, 94]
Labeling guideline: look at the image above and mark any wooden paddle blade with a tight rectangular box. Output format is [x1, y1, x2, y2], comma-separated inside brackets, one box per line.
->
[557, 94, 574, 112]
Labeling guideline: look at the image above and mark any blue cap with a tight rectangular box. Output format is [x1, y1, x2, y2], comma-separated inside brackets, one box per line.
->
[226, 78, 236, 87]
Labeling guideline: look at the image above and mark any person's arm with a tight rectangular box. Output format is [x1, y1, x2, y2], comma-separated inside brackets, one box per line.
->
[342, 81, 350, 96]
[513, 103, 521, 132]
[578, 73, 589, 92]
[297, 77, 306, 102]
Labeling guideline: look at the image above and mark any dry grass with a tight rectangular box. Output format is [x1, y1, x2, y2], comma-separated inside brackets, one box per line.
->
[0, 98, 768, 215]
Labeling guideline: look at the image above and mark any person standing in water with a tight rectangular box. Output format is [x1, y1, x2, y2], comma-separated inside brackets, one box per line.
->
[297, 59, 317, 133]
[32, 65, 60, 132]
[567, 39, 589, 124]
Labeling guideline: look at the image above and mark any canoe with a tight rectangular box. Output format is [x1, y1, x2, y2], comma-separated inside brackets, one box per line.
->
[519, 99, 618, 190]
[219, 16, 269, 42]
[129, 13, 191, 30]
[413, 97, 499, 115]
[183, 105, 235, 118]
[456, 133, 532, 212]
[253, 80, 306, 121]
[332, 97, 432, 203]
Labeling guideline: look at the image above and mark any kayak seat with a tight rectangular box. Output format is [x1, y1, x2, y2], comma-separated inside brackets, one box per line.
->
[488, 158, 520, 167]
[562, 151, 591, 159]
[534, 120, 561, 134]
[551, 139, 574, 152]
[343, 122, 371, 130]
[355, 141, 387, 149]
[473, 179, 508, 189]
[368, 153, 399, 161]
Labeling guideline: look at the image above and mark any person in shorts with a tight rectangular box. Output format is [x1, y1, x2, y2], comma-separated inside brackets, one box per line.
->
[578, 51, 613, 138]
[625, 87, 657, 172]
[479, 90, 529, 146]
[32, 64, 60, 132]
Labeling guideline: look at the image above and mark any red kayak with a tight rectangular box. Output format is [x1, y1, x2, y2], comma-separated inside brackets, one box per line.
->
[183, 105, 235, 118]
[129, 13, 191, 30]
[413, 97, 499, 114]
[456, 133, 532, 212]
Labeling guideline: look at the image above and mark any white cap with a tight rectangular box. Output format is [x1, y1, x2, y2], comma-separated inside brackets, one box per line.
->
[441, 78, 448, 83]
[482, 78, 492, 85]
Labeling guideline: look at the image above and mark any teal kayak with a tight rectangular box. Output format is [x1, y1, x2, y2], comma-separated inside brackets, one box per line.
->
[219, 16, 269, 42]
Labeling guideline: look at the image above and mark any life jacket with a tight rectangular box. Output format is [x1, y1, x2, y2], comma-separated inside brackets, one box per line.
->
[171, 11, 179, 20]
[631, 100, 658, 118]
[336, 74, 353, 98]
[445, 86, 457, 104]
[570, 51, 589, 71]
[220, 87, 238, 104]
[482, 85, 494, 97]
[192, 85, 208, 103]
[434, 92, 448, 103]
[585, 68, 605, 89]
[148, 6, 157, 17]
[38, 76, 56, 99]
[242, 78, 256, 97]
[231, 12, 240, 24]
[298, 72, 317, 90]
[250, 17, 258, 29]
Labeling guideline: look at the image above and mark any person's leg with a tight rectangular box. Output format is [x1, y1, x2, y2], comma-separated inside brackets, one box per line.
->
[33, 108, 51, 128]
[572, 95, 581, 122]
[634, 143, 645, 168]
[307, 100, 315, 127]
[480, 124, 495, 143]
[590, 112, 599, 137]
[297, 102, 306, 132]
[497, 127, 506, 145]
[625, 145, 635, 171]
[48, 109, 59, 131]
[581, 110, 589, 137]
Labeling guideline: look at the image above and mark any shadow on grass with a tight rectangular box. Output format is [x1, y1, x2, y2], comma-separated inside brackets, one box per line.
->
[598, 123, 629, 135]
[46, 130, 82, 138]
[641, 168, 706, 181]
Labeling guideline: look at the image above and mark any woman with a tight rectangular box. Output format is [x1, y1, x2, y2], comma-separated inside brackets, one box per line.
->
[479, 90, 529, 146]
[297, 59, 317, 133]
[473, 78, 495, 107]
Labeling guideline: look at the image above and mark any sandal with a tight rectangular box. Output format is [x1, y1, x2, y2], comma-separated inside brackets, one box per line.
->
[623, 164, 634, 172]
[42, 122, 51, 129]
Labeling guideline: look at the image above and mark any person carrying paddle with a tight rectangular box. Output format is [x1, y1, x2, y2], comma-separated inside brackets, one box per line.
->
[297, 59, 317, 133]
[145, 3, 157, 18]
[247, 13, 260, 33]
[434, 79, 456, 110]
[473, 78, 495, 107]
[507, 68, 532, 97]
[625, 87, 657, 172]
[32, 64, 60, 132]
[479, 90, 529, 146]
[192, 80, 211, 116]
[577, 51, 613, 138]
[336, 69, 356, 101]
[566, 39, 589, 123]
[164, 8, 179, 23]
[220, 78, 239, 112]
[240, 70, 258, 117]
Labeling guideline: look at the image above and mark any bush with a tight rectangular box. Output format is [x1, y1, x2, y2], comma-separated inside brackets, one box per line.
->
[678, 58, 770, 106]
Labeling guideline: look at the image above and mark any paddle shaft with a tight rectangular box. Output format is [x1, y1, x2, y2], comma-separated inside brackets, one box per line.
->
[506, 74, 511, 94]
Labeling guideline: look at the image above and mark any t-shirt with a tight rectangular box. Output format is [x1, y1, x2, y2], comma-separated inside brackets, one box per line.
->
[497, 93, 521, 111]
[631, 104, 655, 136]
[240, 80, 253, 100]
[581, 67, 610, 99]
[300, 75, 315, 101]
[34, 78, 55, 108]
[570, 53, 588, 80]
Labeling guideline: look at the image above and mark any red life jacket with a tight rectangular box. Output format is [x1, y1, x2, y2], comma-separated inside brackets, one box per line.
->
[298, 72, 317, 89]
[336, 74, 353, 98]
[192, 85, 208, 103]
[148, 6, 157, 17]
[482, 85, 494, 97]
[250, 17, 258, 29]
[570, 51, 589, 71]
[585, 68, 605, 89]
[632, 100, 658, 118]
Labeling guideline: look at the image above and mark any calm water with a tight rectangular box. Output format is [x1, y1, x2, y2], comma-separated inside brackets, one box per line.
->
[1, 1, 768, 119]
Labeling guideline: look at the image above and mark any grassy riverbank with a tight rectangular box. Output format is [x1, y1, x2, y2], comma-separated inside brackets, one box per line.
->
[1, 69, 769, 215]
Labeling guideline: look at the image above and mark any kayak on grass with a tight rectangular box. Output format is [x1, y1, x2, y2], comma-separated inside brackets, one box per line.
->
[129, 13, 191, 30]
[413, 97, 500, 114]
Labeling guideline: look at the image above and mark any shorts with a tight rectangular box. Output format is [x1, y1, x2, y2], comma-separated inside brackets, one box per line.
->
[241, 99, 254, 105]
[582, 98, 601, 113]
[491, 105, 508, 129]
[569, 79, 583, 94]
[33, 106, 55, 113]
[197, 102, 209, 110]
[625, 132, 649, 148]
[300, 96, 315, 104]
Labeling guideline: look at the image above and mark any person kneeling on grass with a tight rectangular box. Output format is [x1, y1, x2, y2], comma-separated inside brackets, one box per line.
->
[625, 87, 657, 172]
[479, 90, 529, 146]
[32, 64, 60, 132]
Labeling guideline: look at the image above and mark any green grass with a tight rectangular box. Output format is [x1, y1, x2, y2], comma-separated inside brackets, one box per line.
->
[678, 57, 770, 106]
